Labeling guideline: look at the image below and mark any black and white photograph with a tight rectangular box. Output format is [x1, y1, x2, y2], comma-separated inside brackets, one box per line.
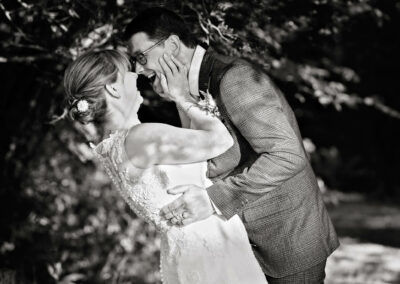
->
[1, 0, 399, 283]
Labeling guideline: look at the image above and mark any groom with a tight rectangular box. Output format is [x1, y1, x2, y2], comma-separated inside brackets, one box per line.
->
[124, 7, 339, 283]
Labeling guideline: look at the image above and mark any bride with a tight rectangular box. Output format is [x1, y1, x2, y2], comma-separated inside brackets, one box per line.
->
[63, 49, 267, 284]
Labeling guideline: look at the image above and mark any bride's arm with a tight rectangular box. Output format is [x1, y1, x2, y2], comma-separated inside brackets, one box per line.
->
[177, 105, 191, 128]
[124, 100, 233, 168]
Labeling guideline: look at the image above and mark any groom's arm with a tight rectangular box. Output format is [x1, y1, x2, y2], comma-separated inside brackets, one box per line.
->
[206, 63, 307, 219]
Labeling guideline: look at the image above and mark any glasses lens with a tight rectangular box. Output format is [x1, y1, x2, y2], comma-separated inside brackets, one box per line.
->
[137, 54, 147, 65]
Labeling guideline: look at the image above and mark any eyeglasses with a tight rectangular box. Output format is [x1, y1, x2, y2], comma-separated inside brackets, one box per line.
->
[129, 37, 167, 68]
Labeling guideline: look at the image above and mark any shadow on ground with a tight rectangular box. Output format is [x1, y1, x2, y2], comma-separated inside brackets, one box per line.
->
[325, 199, 400, 284]
[328, 201, 400, 248]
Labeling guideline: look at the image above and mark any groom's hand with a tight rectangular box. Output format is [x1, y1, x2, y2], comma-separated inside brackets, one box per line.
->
[160, 185, 214, 226]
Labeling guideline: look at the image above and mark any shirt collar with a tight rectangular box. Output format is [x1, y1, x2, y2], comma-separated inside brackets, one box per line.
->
[188, 45, 206, 97]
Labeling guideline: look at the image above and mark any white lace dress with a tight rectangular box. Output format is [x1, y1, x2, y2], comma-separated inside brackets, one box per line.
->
[94, 129, 267, 284]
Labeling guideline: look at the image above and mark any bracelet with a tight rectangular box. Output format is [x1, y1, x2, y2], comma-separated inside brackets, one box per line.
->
[177, 98, 221, 119]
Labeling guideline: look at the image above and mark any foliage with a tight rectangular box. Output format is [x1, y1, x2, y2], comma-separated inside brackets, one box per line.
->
[0, 0, 399, 282]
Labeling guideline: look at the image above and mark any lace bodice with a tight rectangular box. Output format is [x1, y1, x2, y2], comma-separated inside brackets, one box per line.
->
[93, 129, 211, 234]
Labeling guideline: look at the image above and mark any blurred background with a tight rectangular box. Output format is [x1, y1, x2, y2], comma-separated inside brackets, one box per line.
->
[1, 0, 400, 283]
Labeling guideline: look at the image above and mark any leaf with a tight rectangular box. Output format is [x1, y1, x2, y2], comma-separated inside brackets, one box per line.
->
[68, 9, 80, 18]
[59, 273, 85, 284]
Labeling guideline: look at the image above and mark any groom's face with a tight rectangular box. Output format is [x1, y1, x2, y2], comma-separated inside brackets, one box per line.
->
[127, 32, 168, 96]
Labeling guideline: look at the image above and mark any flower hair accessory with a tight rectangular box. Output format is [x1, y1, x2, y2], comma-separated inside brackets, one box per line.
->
[76, 99, 89, 113]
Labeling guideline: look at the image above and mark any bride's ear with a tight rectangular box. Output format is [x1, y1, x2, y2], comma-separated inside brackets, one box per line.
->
[105, 84, 120, 98]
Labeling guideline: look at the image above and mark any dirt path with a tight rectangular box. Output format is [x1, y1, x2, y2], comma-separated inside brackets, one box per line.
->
[325, 200, 400, 284]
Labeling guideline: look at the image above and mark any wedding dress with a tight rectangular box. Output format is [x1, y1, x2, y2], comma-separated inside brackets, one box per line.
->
[94, 129, 267, 284]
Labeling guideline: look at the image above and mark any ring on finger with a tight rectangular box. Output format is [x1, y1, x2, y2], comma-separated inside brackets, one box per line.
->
[182, 211, 189, 219]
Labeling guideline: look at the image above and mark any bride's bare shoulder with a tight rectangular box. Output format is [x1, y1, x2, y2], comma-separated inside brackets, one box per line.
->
[124, 122, 174, 168]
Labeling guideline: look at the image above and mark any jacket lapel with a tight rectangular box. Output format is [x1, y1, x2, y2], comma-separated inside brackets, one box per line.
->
[198, 48, 216, 95]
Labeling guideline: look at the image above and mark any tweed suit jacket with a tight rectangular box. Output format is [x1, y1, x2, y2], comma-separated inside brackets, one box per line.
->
[200, 48, 340, 277]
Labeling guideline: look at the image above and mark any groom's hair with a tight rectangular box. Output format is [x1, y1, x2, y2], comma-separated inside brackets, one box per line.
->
[124, 7, 196, 48]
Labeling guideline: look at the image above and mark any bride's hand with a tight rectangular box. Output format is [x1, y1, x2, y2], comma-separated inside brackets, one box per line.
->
[159, 54, 194, 104]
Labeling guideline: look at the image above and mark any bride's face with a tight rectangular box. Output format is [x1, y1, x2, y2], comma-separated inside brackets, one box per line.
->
[106, 68, 143, 129]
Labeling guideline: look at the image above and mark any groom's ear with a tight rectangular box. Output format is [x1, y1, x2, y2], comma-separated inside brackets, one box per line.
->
[166, 35, 181, 57]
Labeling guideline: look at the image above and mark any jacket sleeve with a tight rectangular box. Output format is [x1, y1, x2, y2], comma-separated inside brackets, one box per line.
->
[206, 63, 307, 219]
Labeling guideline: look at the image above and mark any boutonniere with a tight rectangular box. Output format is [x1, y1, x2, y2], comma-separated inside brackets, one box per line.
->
[197, 89, 221, 119]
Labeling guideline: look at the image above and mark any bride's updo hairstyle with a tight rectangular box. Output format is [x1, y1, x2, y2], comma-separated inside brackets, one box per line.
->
[63, 49, 131, 125]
